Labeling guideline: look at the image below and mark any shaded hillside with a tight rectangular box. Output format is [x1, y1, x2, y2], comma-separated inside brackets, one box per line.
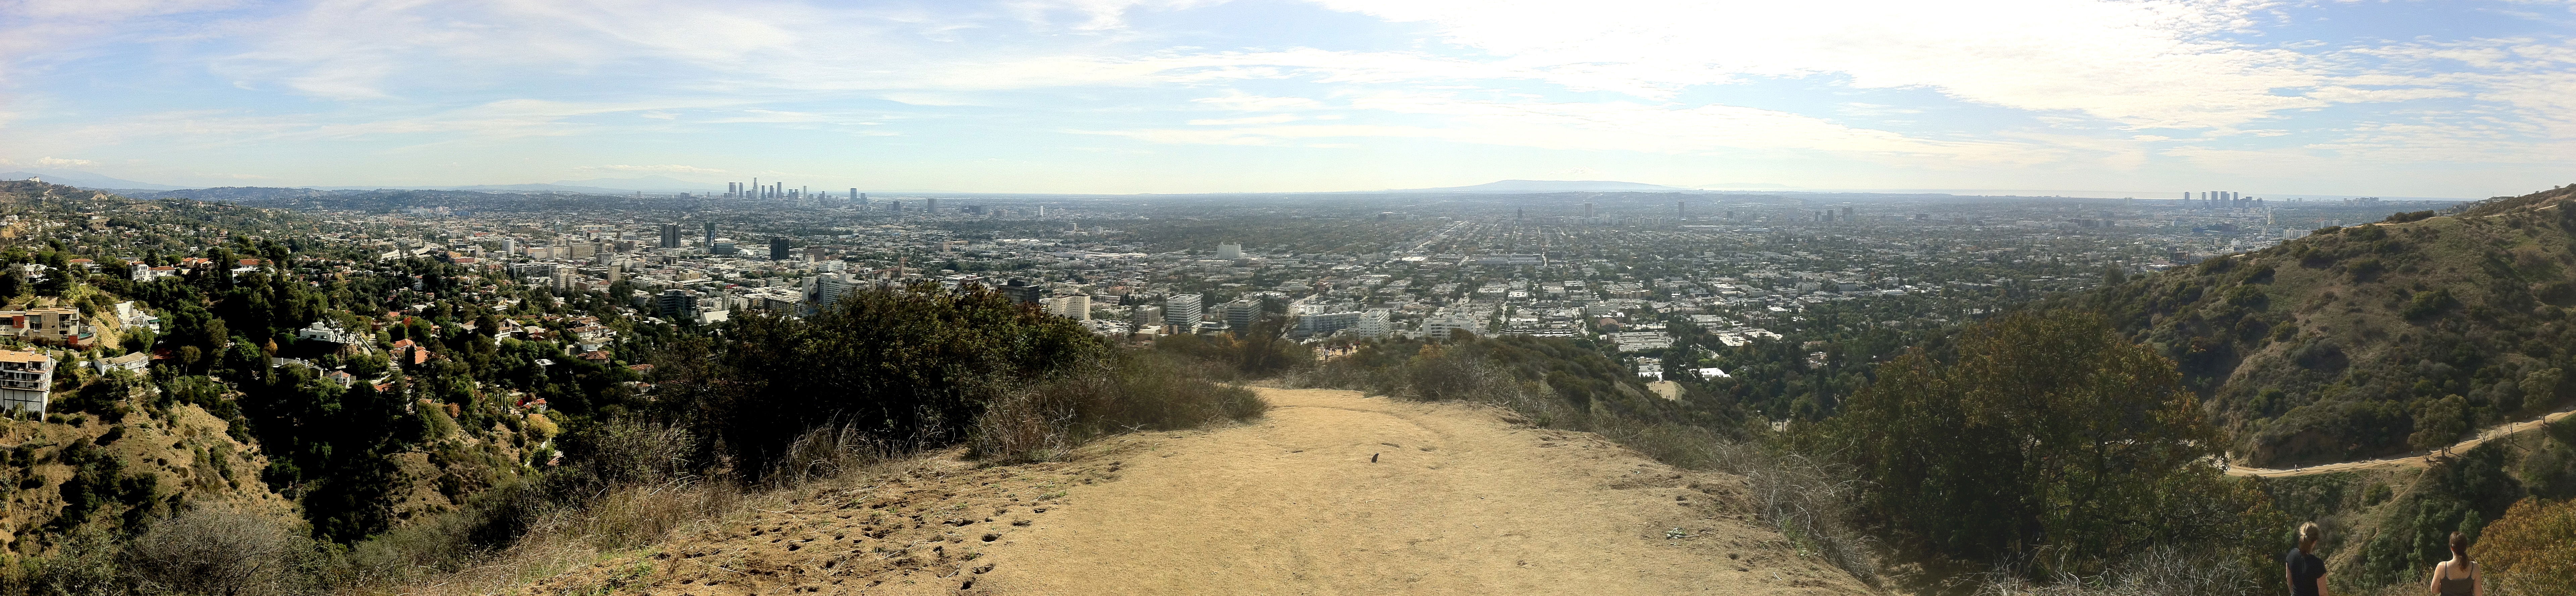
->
[2083, 185, 2576, 466]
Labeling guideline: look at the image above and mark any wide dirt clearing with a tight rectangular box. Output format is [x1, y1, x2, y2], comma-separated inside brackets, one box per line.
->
[976, 387, 1865, 595]
[522, 387, 1869, 595]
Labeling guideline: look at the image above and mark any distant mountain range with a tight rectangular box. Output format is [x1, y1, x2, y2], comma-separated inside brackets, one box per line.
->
[308, 175, 724, 194]
[0, 170, 196, 190]
[0, 170, 727, 194]
[1389, 180, 1702, 193]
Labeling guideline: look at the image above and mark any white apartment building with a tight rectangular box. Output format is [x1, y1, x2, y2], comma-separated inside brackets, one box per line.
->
[0, 350, 50, 416]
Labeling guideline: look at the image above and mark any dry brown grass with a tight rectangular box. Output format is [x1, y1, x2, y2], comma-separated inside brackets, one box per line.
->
[347, 479, 743, 596]
[359, 448, 977, 596]
[1968, 546, 2257, 596]
[352, 350, 1268, 595]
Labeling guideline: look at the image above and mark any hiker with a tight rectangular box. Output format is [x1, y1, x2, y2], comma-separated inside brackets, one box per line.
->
[2287, 522, 2330, 596]
[2426, 531, 2480, 596]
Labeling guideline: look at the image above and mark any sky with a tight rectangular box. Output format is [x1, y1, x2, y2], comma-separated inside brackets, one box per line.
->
[1, 0, 2573, 196]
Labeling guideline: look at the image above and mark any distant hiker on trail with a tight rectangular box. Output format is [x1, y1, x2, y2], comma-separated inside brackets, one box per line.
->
[2426, 531, 2480, 596]
[2287, 522, 2330, 596]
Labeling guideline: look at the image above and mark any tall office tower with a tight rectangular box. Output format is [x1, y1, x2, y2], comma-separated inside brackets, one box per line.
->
[1036, 205, 1045, 218]
[659, 223, 680, 248]
[1164, 294, 1203, 330]
[1516, 208, 1524, 220]
[926, 198, 940, 213]
[849, 188, 859, 203]
[770, 237, 789, 260]
[703, 222, 717, 247]
[1843, 206, 1854, 219]
[1583, 202, 1595, 218]
[1675, 201, 1685, 218]
[752, 178, 759, 198]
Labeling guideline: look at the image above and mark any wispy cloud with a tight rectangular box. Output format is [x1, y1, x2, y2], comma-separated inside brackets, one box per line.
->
[3, 0, 2572, 195]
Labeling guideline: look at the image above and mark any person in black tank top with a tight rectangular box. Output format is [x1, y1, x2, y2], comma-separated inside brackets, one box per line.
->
[2286, 522, 2330, 596]
[2427, 531, 2480, 596]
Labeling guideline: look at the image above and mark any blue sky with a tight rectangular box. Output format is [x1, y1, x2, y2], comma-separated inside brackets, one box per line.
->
[2, 0, 2573, 196]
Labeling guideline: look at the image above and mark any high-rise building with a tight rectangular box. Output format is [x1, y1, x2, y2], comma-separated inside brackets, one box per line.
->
[770, 237, 790, 260]
[1221, 298, 1261, 331]
[659, 224, 680, 248]
[711, 239, 736, 255]
[1163, 294, 1203, 330]
[1355, 309, 1392, 339]
[1049, 294, 1091, 321]
[1216, 243, 1243, 260]
[703, 222, 717, 247]
[1583, 202, 1595, 218]
[1843, 206, 1854, 219]
[926, 198, 940, 213]
[655, 289, 698, 320]
[1675, 201, 1685, 218]
[1001, 279, 1042, 304]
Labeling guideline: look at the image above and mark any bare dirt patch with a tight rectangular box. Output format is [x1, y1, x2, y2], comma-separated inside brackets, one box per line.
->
[526, 388, 1870, 595]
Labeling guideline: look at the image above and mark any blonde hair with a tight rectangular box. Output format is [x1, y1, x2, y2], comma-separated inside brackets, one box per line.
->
[2299, 522, 2323, 552]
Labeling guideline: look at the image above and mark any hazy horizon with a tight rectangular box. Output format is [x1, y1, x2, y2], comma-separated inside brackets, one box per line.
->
[5, 0, 2573, 196]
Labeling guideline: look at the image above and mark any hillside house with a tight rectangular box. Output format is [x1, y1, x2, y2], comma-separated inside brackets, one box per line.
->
[0, 350, 50, 416]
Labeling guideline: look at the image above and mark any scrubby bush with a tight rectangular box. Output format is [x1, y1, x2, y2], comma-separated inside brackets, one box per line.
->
[128, 503, 314, 596]
[2472, 497, 2576, 596]
[968, 351, 1265, 464]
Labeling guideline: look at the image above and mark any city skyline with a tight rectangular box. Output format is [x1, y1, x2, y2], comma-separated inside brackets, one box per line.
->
[5, 0, 2574, 196]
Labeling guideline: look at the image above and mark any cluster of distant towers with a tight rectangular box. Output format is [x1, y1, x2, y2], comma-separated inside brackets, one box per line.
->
[723, 177, 868, 206]
[2187, 190, 2262, 209]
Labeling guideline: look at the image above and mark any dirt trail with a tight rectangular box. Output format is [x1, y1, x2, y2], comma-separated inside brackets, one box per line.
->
[523, 387, 1869, 595]
[977, 388, 1863, 595]
[2225, 408, 2575, 478]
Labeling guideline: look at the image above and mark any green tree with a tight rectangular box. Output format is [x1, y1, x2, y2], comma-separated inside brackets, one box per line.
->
[2411, 394, 2471, 455]
[674, 282, 1106, 481]
[1827, 311, 2240, 571]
